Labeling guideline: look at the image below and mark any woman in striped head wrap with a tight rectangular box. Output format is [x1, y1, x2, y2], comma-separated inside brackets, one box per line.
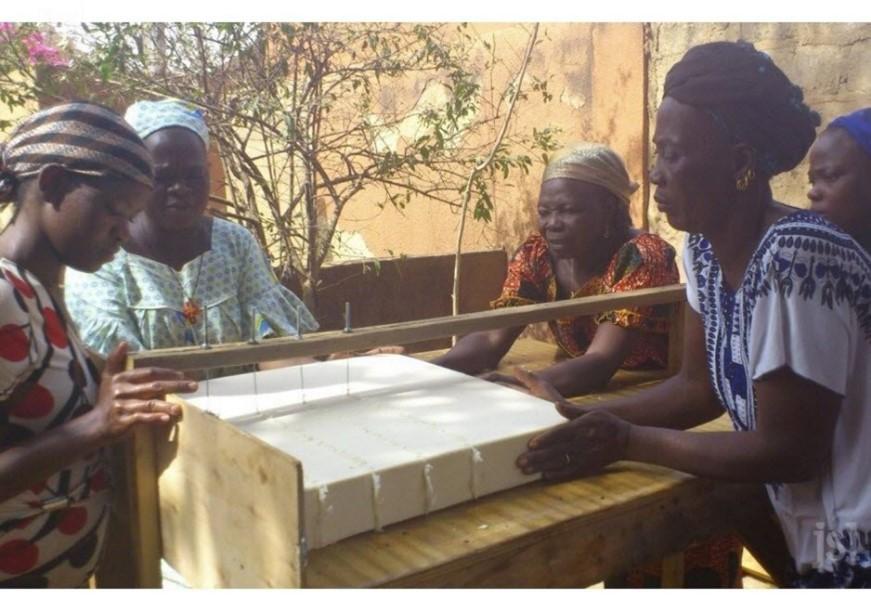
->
[64, 99, 318, 369]
[0, 102, 197, 587]
[435, 142, 679, 395]
[517, 41, 871, 589]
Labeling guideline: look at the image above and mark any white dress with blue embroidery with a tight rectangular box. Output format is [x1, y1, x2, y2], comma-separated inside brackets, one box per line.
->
[684, 210, 871, 577]
[63, 218, 318, 358]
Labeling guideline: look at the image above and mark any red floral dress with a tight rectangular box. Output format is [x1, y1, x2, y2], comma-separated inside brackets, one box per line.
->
[0, 260, 111, 588]
[492, 233, 679, 367]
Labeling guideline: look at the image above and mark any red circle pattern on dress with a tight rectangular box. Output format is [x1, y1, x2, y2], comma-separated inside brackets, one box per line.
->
[57, 507, 88, 536]
[0, 324, 29, 361]
[11, 383, 54, 420]
[89, 468, 109, 492]
[0, 539, 39, 575]
[41, 307, 68, 349]
[3, 270, 34, 299]
[13, 516, 36, 531]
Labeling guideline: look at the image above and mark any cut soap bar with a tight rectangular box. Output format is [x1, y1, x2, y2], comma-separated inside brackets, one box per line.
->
[184, 354, 565, 548]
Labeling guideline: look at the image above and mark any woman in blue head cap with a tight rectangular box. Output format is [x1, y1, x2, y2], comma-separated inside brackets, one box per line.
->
[65, 100, 318, 367]
[808, 108, 871, 251]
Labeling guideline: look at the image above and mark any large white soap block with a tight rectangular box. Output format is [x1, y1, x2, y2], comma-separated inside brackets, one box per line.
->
[185, 354, 564, 548]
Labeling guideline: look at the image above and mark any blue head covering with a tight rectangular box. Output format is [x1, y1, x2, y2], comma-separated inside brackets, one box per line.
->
[829, 108, 871, 160]
[124, 99, 210, 149]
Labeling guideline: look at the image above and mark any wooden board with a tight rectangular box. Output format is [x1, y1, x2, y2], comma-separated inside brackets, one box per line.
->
[93, 429, 162, 588]
[154, 399, 305, 587]
[304, 412, 759, 588]
[130, 285, 686, 371]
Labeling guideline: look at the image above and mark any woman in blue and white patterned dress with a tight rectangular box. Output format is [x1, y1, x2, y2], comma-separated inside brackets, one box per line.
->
[515, 42, 871, 588]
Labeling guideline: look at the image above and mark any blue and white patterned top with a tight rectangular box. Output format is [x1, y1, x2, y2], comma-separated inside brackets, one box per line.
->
[684, 210, 871, 576]
[63, 218, 318, 358]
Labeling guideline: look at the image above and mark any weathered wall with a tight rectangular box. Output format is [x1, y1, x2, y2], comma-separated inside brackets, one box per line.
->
[647, 23, 871, 276]
[336, 23, 647, 261]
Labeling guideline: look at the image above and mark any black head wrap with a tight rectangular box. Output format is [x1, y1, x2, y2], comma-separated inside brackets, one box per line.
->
[663, 41, 820, 178]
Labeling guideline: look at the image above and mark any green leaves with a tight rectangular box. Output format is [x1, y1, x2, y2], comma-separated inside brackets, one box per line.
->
[0, 22, 561, 312]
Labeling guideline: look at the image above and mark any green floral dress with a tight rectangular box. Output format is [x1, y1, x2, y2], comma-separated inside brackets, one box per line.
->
[64, 218, 318, 360]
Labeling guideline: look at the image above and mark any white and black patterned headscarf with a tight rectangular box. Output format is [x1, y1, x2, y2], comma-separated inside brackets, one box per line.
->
[0, 101, 154, 202]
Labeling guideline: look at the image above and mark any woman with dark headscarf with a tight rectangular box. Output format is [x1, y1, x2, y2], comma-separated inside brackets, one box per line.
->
[0, 103, 196, 587]
[516, 41, 871, 588]
[435, 142, 679, 396]
[808, 107, 871, 251]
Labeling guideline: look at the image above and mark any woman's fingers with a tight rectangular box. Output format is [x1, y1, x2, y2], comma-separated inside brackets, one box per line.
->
[364, 346, 405, 355]
[117, 411, 176, 428]
[114, 399, 182, 418]
[479, 372, 523, 387]
[512, 367, 563, 401]
[512, 367, 584, 416]
[117, 367, 189, 384]
[516, 443, 575, 474]
[102, 342, 129, 377]
[526, 419, 579, 450]
[554, 401, 587, 420]
[112, 379, 198, 400]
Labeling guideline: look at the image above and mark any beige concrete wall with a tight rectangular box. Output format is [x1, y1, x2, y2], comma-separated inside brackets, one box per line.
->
[336, 23, 647, 261]
[646, 23, 871, 276]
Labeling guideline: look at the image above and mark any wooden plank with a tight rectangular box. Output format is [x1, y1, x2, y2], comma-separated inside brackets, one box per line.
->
[93, 444, 134, 587]
[94, 367, 163, 588]
[130, 285, 686, 371]
[128, 427, 163, 587]
[305, 457, 759, 588]
[155, 398, 304, 588]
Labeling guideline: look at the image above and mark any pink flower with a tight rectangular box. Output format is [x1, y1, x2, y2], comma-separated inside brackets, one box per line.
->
[0, 22, 16, 40]
[22, 31, 68, 68]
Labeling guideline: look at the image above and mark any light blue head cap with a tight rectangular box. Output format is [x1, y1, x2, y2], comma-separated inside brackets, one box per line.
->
[124, 99, 209, 149]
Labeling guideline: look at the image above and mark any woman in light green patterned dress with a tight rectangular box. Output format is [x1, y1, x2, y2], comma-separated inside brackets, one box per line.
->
[65, 100, 318, 363]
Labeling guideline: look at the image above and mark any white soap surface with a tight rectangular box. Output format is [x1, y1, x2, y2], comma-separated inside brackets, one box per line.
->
[185, 354, 564, 548]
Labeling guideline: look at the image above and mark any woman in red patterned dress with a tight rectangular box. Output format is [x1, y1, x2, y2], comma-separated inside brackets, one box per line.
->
[435, 142, 679, 396]
[0, 103, 197, 588]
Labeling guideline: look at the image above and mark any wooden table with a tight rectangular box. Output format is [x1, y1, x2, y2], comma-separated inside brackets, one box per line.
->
[304, 338, 766, 588]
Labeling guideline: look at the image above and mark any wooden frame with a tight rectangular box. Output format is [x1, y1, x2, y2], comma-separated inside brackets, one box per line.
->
[130, 285, 686, 371]
[97, 284, 752, 588]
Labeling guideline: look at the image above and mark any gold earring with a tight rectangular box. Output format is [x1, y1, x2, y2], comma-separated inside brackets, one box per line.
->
[737, 167, 755, 191]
